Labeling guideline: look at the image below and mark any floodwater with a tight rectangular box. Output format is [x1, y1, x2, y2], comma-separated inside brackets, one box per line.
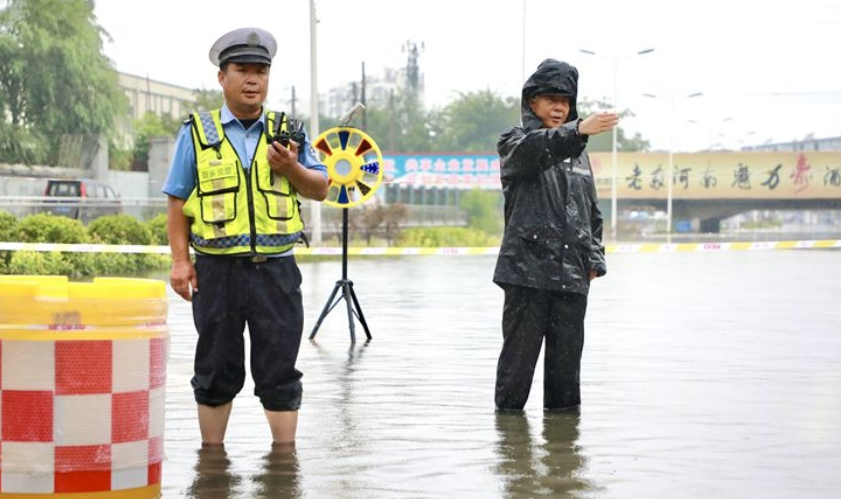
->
[157, 250, 841, 498]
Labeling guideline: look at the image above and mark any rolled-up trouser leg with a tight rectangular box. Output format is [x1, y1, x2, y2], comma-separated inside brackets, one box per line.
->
[246, 257, 304, 411]
[543, 292, 587, 410]
[495, 285, 550, 411]
[191, 256, 247, 406]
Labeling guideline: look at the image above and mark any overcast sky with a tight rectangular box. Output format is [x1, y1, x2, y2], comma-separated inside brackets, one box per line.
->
[94, 0, 841, 152]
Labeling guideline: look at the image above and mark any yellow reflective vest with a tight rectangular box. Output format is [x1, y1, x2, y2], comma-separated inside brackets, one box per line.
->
[182, 109, 305, 256]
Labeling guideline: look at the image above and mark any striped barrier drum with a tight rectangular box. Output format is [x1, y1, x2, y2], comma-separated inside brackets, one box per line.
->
[0, 276, 168, 498]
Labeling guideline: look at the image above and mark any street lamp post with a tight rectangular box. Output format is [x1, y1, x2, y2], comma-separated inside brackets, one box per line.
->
[644, 91, 703, 240]
[688, 116, 733, 151]
[309, 0, 322, 244]
[521, 0, 527, 81]
[579, 48, 654, 241]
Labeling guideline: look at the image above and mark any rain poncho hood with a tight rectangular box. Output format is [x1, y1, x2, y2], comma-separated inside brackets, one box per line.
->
[521, 59, 579, 131]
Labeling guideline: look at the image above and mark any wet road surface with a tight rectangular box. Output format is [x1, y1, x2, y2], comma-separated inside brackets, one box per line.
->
[157, 250, 841, 498]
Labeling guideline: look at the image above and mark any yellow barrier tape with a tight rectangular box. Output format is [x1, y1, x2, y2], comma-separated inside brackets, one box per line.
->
[0, 240, 838, 256]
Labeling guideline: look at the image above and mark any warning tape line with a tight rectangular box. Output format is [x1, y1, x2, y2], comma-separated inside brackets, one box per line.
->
[0, 240, 839, 255]
[608, 240, 841, 253]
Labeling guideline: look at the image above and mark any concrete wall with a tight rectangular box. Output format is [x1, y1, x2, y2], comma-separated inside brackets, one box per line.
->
[147, 136, 174, 199]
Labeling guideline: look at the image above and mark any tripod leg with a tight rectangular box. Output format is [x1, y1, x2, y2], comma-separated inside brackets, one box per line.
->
[341, 282, 357, 343]
[347, 282, 372, 340]
[310, 281, 343, 339]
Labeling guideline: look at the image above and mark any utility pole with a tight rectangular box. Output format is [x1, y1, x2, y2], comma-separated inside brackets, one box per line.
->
[361, 61, 367, 131]
[388, 89, 396, 151]
[579, 47, 655, 241]
[290, 85, 297, 117]
[402, 40, 424, 95]
[309, 0, 322, 244]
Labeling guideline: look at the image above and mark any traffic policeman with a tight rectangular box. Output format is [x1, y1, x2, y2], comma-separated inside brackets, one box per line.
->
[163, 27, 328, 447]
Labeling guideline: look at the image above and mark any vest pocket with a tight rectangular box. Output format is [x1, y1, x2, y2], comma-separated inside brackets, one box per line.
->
[199, 192, 236, 224]
[254, 161, 295, 220]
[255, 162, 292, 195]
[261, 191, 296, 221]
[196, 160, 239, 224]
[197, 160, 240, 194]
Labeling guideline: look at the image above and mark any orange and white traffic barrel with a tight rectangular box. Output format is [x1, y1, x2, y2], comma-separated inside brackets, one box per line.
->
[0, 276, 168, 498]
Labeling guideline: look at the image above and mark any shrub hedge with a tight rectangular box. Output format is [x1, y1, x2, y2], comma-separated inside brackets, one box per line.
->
[1, 211, 502, 276]
[0, 211, 170, 277]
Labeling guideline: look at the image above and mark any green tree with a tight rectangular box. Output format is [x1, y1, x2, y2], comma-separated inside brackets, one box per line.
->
[459, 188, 503, 236]
[130, 112, 181, 170]
[363, 90, 433, 152]
[193, 88, 224, 112]
[0, 0, 127, 165]
[433, 90, 519, 152]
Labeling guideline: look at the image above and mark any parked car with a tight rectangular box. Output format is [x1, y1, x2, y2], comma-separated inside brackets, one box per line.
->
[43, 179, 122, 223]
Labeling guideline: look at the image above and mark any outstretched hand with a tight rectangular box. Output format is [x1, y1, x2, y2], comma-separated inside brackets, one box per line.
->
[578, 112, 619, 136]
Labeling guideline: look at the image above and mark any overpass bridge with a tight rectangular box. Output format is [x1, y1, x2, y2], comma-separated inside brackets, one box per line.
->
[382, 150, 841, 233]
[587, 151, 841, 232]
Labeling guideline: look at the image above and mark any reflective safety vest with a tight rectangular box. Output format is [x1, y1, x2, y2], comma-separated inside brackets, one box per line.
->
[183, 109, 305, 256]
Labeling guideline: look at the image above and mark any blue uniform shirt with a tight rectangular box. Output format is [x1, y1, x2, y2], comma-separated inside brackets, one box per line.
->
[162, 104, 327, 200]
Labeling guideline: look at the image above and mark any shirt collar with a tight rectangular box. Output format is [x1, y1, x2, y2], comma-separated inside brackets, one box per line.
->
[220, 103, 266, 129]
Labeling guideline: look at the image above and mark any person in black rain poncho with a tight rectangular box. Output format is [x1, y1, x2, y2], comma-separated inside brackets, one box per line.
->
[493, 59, 618, 412]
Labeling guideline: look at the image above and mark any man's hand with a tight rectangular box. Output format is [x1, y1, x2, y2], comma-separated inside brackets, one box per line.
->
[170, 259, 198, 302]
[578, 112, 619, 136]
[267, 139, 300, 176]
[266, 139, 329, 200]
[588, 270, 598, 282]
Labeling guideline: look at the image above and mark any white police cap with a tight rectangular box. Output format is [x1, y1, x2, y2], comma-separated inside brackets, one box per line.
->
[209, 27, 277, 67]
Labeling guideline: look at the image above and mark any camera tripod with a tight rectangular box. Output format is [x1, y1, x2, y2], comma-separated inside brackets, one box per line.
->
[309, 207, 371, 343]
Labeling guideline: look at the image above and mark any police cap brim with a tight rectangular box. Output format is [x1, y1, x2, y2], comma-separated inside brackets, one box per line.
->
[209, 27, 277, 67]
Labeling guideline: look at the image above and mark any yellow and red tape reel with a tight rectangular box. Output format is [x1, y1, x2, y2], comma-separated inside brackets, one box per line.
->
[314, 127, 383, 208]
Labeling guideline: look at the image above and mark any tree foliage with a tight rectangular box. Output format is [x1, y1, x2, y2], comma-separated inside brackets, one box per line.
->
[363, 90, 434, 152]
[433, 90, 519, 152]
[0, 0, 127, 165]
[459, 188, 503, 236]
[192, 88, 224, 112]
[130, 112, 181, 170]
[333, 88, 647, 154]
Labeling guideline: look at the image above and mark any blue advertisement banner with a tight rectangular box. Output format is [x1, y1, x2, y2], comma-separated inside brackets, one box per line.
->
[383, 154, 501, 188]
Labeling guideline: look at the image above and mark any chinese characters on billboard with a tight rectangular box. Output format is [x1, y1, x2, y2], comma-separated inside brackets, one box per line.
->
[382, 152, 841, 200]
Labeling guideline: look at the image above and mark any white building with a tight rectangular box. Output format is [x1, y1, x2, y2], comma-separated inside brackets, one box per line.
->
[117, 73, 198, 145]
[281, 66, 425, 121]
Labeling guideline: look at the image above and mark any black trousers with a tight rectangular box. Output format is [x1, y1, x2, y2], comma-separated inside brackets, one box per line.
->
[191, 255, 304, 411]
[495, 285, 587, 411]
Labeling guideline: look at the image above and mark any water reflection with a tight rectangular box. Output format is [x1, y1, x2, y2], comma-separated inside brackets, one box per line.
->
[494, 411, 590, 498]
[251, 444, 301, 498]
[308, 338, 371, 452]
[185, 445, 241, 499]
[184, 443, 301, 499]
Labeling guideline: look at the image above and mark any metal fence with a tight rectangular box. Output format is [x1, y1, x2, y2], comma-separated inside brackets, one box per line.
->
[0, 196, 467, 231]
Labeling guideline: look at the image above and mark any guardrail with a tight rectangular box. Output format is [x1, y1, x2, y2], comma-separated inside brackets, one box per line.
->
[0, 197, 468, 231]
